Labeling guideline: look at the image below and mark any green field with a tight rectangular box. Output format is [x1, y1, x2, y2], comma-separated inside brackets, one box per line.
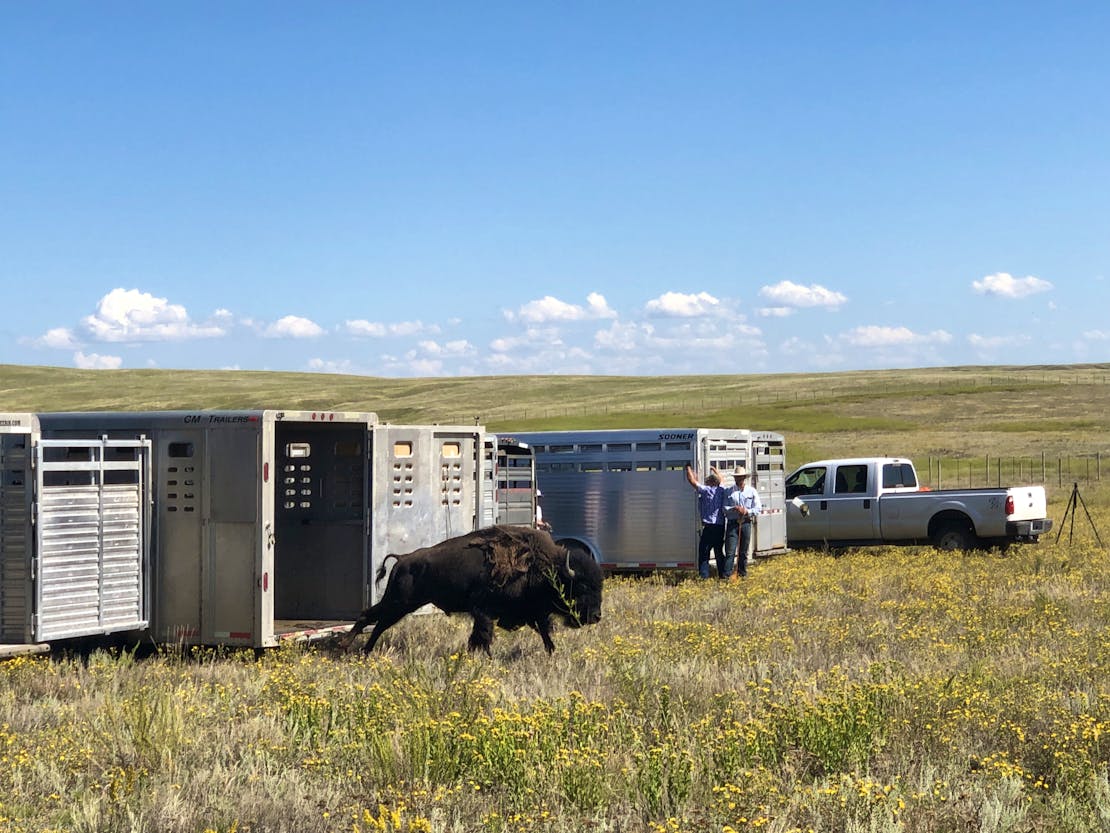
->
[1, 363, 1109, 832]
[3, 361, 1109, 471]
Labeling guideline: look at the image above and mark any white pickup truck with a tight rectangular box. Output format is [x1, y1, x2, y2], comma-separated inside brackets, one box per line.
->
[785, 457, 1053, 550]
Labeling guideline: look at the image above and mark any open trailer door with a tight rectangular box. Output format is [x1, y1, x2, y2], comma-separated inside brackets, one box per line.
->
[33, 437, 152, 642]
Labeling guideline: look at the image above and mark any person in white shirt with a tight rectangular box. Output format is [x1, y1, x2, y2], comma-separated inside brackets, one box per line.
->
[535, 489, 552, 531]
[724, 466, 762, 581]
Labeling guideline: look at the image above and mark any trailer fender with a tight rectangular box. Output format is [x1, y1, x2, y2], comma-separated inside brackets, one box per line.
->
[553, 536, 602, 565]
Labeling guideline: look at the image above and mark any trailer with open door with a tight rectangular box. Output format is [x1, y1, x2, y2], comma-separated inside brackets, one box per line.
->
[38, 410, 376, 647]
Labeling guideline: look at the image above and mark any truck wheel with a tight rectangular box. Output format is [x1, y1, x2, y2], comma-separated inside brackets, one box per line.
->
[932, 523, 974, 551]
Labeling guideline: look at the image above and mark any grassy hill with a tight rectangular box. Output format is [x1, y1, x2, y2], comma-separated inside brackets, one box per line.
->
[3, 361, 1108, 470]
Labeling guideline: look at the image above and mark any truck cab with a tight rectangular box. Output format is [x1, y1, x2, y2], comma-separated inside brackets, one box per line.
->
[785, 456, 1051, 550]
[785, 457, 921, 546]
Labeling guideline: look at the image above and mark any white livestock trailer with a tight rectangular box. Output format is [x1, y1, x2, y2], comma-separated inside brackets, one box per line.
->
[5, 411, 490, 650]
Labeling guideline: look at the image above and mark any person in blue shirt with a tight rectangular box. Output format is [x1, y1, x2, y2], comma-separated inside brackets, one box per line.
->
[685, 464, 729, 579]
[724, 466, 762, 580]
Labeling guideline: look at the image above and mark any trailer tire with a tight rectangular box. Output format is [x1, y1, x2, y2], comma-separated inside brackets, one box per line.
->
[932, 522, 975, 551]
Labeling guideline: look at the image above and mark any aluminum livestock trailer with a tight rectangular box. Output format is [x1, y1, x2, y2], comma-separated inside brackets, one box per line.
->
[28, 411, 489, 649]
[510, 428, 787, 571]
[1, 413, 151, 654]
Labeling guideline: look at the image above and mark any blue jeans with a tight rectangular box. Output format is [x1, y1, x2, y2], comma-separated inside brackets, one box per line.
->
[725, 520, 753, 577]
[698, 523, 729, 579]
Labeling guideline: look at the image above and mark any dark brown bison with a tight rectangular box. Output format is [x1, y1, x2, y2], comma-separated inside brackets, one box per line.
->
[337, 525, 603, 655]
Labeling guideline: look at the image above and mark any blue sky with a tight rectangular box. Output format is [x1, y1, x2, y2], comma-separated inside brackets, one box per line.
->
[2, 2, 1108, 376]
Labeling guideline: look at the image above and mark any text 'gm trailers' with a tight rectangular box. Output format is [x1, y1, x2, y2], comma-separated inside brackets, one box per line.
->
[1, 411, 490, 654]
[508, 428, 788, 571]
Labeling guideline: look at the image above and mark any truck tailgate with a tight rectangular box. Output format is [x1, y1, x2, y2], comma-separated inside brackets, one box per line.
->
[1007, 486, 1047, 522]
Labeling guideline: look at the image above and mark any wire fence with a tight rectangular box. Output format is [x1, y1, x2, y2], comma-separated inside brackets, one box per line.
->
[923, 453, 1104, 490]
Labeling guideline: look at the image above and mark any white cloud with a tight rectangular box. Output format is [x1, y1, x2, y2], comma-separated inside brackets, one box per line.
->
[759, 280, 847, 309]
[411, 339, 475, 358]
[1082, 330, 1110, 341]
[757, 307, 794, 318]
[645, 291, 721, 318]
[842, 325, 953, 347]
[971, 272, 1053, 299]
[407, 358, 445, 376]
[342, 319, 440, 338]
[585, 293, 617, 318]
[967, 334, 1031, 349]
[81, 288, 227, 342]
[30, 327, 80, 349]
[343, 320, 387, 337]
[73, 351, 122, 369]
[508, 293, 617, 324]
[490, 327, 563, 354]
[264, 315, 325, 339]
[593, 321, 649, 352]
[307, 358, 361, 374]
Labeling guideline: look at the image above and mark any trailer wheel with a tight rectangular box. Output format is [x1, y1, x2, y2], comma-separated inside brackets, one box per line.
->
[932, 522, 975, 551]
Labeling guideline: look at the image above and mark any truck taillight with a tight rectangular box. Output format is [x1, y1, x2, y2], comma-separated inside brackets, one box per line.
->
[1005, 495, 1014, 515]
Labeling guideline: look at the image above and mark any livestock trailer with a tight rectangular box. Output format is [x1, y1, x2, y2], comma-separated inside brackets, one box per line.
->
[1, 413, 151, 651]
[510, 428, 787, 571]
[33, 412, 493, 648]
[38, 410, 377, 647]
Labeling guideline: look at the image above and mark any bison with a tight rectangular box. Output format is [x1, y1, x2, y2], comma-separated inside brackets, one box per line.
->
[337, 525, 603, 655]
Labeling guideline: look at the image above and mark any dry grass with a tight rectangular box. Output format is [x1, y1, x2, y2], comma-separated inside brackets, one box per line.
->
[2, 495, 1109, 832]
[2, 363, 1110, 831]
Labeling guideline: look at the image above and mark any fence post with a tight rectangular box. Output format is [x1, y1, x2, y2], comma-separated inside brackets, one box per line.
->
[1042, 451, 1046, 484]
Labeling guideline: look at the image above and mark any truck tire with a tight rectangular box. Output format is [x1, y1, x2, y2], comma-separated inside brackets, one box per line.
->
[932, 522, 975, 551]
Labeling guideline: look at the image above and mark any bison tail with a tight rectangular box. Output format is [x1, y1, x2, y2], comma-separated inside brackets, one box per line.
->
[375, 554, 399, 585]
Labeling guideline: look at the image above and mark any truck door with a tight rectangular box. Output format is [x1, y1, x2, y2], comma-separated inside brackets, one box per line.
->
[785, 464, 829, 544]
[33, 438, 151, 642]
[825, 463, 880, 542]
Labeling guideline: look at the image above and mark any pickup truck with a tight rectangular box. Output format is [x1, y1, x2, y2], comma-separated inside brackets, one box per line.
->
[785, 457, 1053, 550]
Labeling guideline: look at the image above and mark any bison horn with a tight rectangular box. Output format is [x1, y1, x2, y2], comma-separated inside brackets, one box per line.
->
[564, 547, 575, 578]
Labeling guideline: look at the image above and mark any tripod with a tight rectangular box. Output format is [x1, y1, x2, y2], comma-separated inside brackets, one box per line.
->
[1055, 482, 1103, 546]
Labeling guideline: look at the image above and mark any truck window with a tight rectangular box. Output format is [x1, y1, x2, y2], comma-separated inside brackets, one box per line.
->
[786, 466, 827, 498]
[834, 464, 868, 494]
[882, 463, 918, 489]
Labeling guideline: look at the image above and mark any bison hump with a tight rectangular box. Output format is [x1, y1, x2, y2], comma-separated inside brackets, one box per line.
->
[470, 525, 563, 586]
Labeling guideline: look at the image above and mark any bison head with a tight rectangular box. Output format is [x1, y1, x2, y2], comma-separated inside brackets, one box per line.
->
[554, 546, 603, 628]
